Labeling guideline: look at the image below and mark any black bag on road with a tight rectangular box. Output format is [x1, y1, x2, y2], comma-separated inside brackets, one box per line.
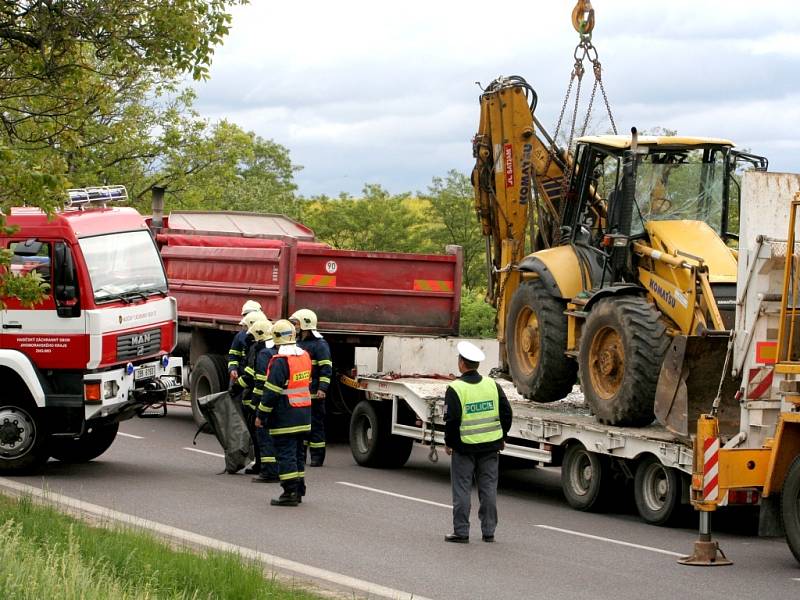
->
[194, 391, 253, 473]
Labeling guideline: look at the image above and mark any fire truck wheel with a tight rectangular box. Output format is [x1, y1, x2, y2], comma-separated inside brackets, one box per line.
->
[349, 400, 412, 469]
[561, 443, 610, 511]
[190, 354, 228, 427]
[50, 423, 119, 463]
[0, 400, 48, 473]
[782, 455, 800, 564]
[506, 280, 577, 403]
[579, 296, 669, 426]
[634, 455, 684, 525]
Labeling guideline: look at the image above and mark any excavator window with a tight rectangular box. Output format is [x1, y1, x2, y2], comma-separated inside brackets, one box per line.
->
[630, 148, 726, 236]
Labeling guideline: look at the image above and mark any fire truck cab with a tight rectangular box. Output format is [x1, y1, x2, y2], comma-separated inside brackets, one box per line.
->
[0, 187, 182, 472]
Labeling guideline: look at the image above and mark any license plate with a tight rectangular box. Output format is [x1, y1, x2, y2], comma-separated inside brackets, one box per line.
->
[134, 365, 157, 381]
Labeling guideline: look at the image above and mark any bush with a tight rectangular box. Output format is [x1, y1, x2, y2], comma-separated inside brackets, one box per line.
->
[459, 288, 496, 338]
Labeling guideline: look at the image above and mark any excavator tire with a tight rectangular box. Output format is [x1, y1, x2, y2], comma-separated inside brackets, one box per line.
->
[782, 454, 800, 564]
[506, 279, 577, 403]
[579, 296, 668, 426]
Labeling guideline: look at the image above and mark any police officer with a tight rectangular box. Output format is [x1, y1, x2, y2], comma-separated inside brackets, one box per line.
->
[241, 318, 280, 482]
[228, 299, 263, 383]
[289, 308, 332, 467]
[443, 341, 512, 543]
[255, 319, 313, 506]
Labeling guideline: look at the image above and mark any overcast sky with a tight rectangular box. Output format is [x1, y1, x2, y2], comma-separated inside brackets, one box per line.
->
[193, 1, 800, 197]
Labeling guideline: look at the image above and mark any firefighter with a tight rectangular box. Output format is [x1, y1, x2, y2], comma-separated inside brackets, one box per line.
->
[255, 319, 312, 506]
[443, 341, 512, 543]
[289, 308, 332, 467]
[230, 310, 266, 475]
[228, 299, 263, 383]
[242, 317, 280, 482]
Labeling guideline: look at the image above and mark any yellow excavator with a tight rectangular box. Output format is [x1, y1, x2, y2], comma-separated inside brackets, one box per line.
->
[471, 2, 767, 432]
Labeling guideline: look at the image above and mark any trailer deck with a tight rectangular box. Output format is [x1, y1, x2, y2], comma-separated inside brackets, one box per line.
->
[356, 376, 694, 471]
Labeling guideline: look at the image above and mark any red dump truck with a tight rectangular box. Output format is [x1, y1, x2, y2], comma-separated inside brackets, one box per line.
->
[150, 210, 463, 425]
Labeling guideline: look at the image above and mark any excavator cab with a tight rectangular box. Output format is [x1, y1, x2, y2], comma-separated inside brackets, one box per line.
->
[562, 136, 767, 435]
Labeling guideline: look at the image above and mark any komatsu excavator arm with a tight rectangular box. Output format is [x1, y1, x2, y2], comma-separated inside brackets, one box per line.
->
[471, 76, 570, 315]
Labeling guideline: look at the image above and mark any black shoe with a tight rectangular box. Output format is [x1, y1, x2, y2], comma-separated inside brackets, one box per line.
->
[270, 492, 299, 507]
[482, 535, 495, 543]
[244, 465, 260, 475]
[309, 460, 323, 467]
[444, 533, 469, 544]
[252, 475, 280, 483]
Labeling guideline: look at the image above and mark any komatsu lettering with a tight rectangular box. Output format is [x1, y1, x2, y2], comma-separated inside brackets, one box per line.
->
[649, 279, 676, 309]
[518, 143, 533, 205]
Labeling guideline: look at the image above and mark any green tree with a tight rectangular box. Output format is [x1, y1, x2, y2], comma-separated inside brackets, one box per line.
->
[304, 184, 426, 253]
[0, 0, 246, 304]
[421, 170, 486, 291]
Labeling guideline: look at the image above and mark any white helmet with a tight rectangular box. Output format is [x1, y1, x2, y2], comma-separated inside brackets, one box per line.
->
[240, 310, 266, 329]
[248, 318, 273, 343]
[289, 308, 318, 331]
[241, 299, 262, 316]
[271, 319, 297, 345]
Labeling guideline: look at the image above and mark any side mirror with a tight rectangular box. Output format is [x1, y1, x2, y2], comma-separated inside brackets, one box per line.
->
[54, 242, 81, 318]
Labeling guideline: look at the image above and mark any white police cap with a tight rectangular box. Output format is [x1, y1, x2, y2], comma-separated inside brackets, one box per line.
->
[457, 341, 485, 363]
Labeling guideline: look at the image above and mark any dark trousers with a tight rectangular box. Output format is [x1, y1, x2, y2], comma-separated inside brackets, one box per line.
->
[307, 396, 326, 463]
[450, 450, 499, 538]
[273, 433, 306, 496]
[244, 405, 278, 478]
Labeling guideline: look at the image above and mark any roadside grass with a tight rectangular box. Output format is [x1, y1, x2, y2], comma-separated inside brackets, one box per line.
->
[0, 493, 322, 599]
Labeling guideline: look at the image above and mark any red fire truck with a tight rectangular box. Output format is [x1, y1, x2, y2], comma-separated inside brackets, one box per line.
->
[0, 186, 182, 473]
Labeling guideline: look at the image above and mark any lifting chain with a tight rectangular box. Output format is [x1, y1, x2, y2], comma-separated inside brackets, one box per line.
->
[427, 399, 439, 463]
[549, 1, 617, 207]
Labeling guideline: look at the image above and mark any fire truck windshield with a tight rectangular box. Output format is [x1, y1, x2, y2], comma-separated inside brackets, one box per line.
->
[78, 230, 168, 303]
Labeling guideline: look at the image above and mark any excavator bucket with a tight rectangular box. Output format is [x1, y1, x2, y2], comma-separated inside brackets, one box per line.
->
[654, 334, 741, 439]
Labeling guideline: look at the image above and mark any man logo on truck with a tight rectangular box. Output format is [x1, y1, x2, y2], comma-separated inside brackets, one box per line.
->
[130, 333, 151, 346]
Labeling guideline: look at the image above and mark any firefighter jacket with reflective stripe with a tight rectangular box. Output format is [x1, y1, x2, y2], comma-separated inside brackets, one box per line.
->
[250, 346, 277, 406]
[444, 371, 512, 454]
[256, 351, 312, 435]
[236, 341, 268, 407]
[227, 330, 249, 374]
[297, 336, 332, 395]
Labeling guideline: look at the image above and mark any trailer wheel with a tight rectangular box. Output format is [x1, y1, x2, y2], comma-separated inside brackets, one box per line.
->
[781, 455, 800, 564]
[634, 456, 683, 525]
[579, 296, 668, 426]
[190, 354, 228, 427]
[506, 279, 577, 403]
[561, 443, 610, 511]
[0, 399, 48, 474]
[350, 400, 413, 469]
[50, 423, 119, 463]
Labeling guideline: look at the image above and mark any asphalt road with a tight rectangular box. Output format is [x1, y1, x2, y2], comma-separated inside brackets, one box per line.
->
[4, 405, 800, 600]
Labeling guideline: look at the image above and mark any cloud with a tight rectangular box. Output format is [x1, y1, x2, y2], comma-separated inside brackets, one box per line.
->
[193, 0, 800, 196]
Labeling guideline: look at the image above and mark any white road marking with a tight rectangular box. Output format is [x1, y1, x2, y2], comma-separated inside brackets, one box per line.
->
[792, 578, 800, 582]
[182, 447, 225, 459]
[535, 525, 684, 557]
[117, 432, 144, 439]
[337, 481, 452, 509]
[0, 477, 434, 600]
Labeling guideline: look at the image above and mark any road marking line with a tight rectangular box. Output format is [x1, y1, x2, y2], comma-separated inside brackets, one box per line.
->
[0, 477, 433, 600]
[182, 447, 225, 459]
[117, 432, 144, 439]
[337, 481, 452, 509]
[535, 525, 684, 557]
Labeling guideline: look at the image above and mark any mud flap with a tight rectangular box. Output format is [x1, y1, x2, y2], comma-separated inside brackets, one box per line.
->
[654, 335, 741, 439]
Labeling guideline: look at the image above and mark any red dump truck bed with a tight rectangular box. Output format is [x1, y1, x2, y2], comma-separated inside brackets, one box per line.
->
[156, 211, 462, 336]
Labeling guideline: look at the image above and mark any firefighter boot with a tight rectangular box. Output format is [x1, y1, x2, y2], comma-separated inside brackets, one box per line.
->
[270, 484, 299, 507]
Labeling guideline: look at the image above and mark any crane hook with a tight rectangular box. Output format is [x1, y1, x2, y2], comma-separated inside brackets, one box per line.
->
[572, 0, 595, 37]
